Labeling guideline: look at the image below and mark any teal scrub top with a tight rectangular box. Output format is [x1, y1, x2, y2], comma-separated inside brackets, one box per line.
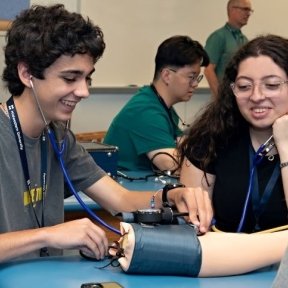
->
[104, 85, 183, 171]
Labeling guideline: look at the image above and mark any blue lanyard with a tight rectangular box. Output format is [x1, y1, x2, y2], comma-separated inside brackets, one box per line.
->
[6, 96, 47, 229]
[6, 98, 121, 238]
[249, 146, 280, 231]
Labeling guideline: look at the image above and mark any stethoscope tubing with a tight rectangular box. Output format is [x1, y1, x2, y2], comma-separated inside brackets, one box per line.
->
[236, 141, 272, 232]
[236, 165, 256, 232]
[47, 128, 121, 235]
[30, 78, 121, 235]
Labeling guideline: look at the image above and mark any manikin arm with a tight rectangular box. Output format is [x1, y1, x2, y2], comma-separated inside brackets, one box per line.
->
[117, 222, 288, 277]
[199, 230, 288, 277]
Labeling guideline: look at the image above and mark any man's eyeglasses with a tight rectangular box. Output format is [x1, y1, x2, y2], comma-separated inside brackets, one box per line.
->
[168, 68, 203, 84]
[233, 6, 254, 13]
[230, 78, 288, 99]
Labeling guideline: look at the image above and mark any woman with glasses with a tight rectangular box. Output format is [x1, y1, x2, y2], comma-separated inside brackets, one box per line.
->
[178, 34, 288, 234]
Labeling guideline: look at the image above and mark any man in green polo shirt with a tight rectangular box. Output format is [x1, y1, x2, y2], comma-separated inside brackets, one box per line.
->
[104, 35, 209, 173]
[204, 0, 253, 98]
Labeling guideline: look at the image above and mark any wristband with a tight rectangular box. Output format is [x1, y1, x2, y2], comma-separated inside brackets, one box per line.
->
[280, 161, 288, 169]
[162, 183, 185, 207]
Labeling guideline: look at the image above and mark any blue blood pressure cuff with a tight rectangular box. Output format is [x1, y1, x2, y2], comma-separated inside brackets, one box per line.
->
[114, 222, 202, 276]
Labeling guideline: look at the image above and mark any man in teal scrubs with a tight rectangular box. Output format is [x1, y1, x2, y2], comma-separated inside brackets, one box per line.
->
[104, 36, 209, 173]
[204, 0, 253, 98]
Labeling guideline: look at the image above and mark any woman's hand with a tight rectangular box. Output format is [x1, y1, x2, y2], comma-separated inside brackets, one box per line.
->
[273, 114, 288, 156]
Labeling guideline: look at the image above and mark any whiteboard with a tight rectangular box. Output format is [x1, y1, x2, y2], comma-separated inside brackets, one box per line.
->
[52, 1, 288, 87]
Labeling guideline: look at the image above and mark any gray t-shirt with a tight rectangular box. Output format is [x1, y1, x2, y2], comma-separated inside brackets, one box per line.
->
[272, 247, 288, 287]
[0, 109, 106, 260]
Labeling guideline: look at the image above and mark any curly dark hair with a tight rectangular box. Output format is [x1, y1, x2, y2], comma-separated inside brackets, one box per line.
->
[2, 4, 106, 96]
[179, 34, 288, 174]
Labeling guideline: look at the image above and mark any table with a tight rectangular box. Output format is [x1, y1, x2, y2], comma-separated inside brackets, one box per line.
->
[0, 171, 279, 287]
[64, 171, 175, 211]
[0, 255, 277, 288]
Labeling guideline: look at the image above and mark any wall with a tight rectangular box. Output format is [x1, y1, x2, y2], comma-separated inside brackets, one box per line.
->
[80, 0, 288, 87]
[0, 32, 9, 101]
[0, 0, 29, 19]
[0, 0, 212, 133]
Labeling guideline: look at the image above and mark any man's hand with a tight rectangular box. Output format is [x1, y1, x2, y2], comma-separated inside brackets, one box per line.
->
[45, 218, 109, 259]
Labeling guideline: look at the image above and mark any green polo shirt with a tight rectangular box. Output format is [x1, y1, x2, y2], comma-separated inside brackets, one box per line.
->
[205, 23, 248, 80]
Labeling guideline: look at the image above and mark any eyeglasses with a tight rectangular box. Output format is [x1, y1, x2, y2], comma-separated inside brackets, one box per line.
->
[168, 68, 203, 84]
[230, 78, 288, 98]
[233, 6, 254, 13]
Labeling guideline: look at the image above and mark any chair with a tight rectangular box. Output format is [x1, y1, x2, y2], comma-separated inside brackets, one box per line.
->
[75, 131, 107, 143]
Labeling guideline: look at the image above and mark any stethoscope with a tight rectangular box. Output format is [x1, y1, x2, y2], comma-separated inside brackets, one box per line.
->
[28, 77, 121, 235]
[236, 135, 279, 232]
[150, 84, 190, 135]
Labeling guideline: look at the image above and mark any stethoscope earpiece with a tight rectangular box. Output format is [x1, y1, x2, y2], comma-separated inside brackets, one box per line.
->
[29, 76, 34, 88]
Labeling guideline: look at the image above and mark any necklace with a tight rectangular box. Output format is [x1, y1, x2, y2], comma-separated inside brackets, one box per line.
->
[150, 84, 190, 130]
